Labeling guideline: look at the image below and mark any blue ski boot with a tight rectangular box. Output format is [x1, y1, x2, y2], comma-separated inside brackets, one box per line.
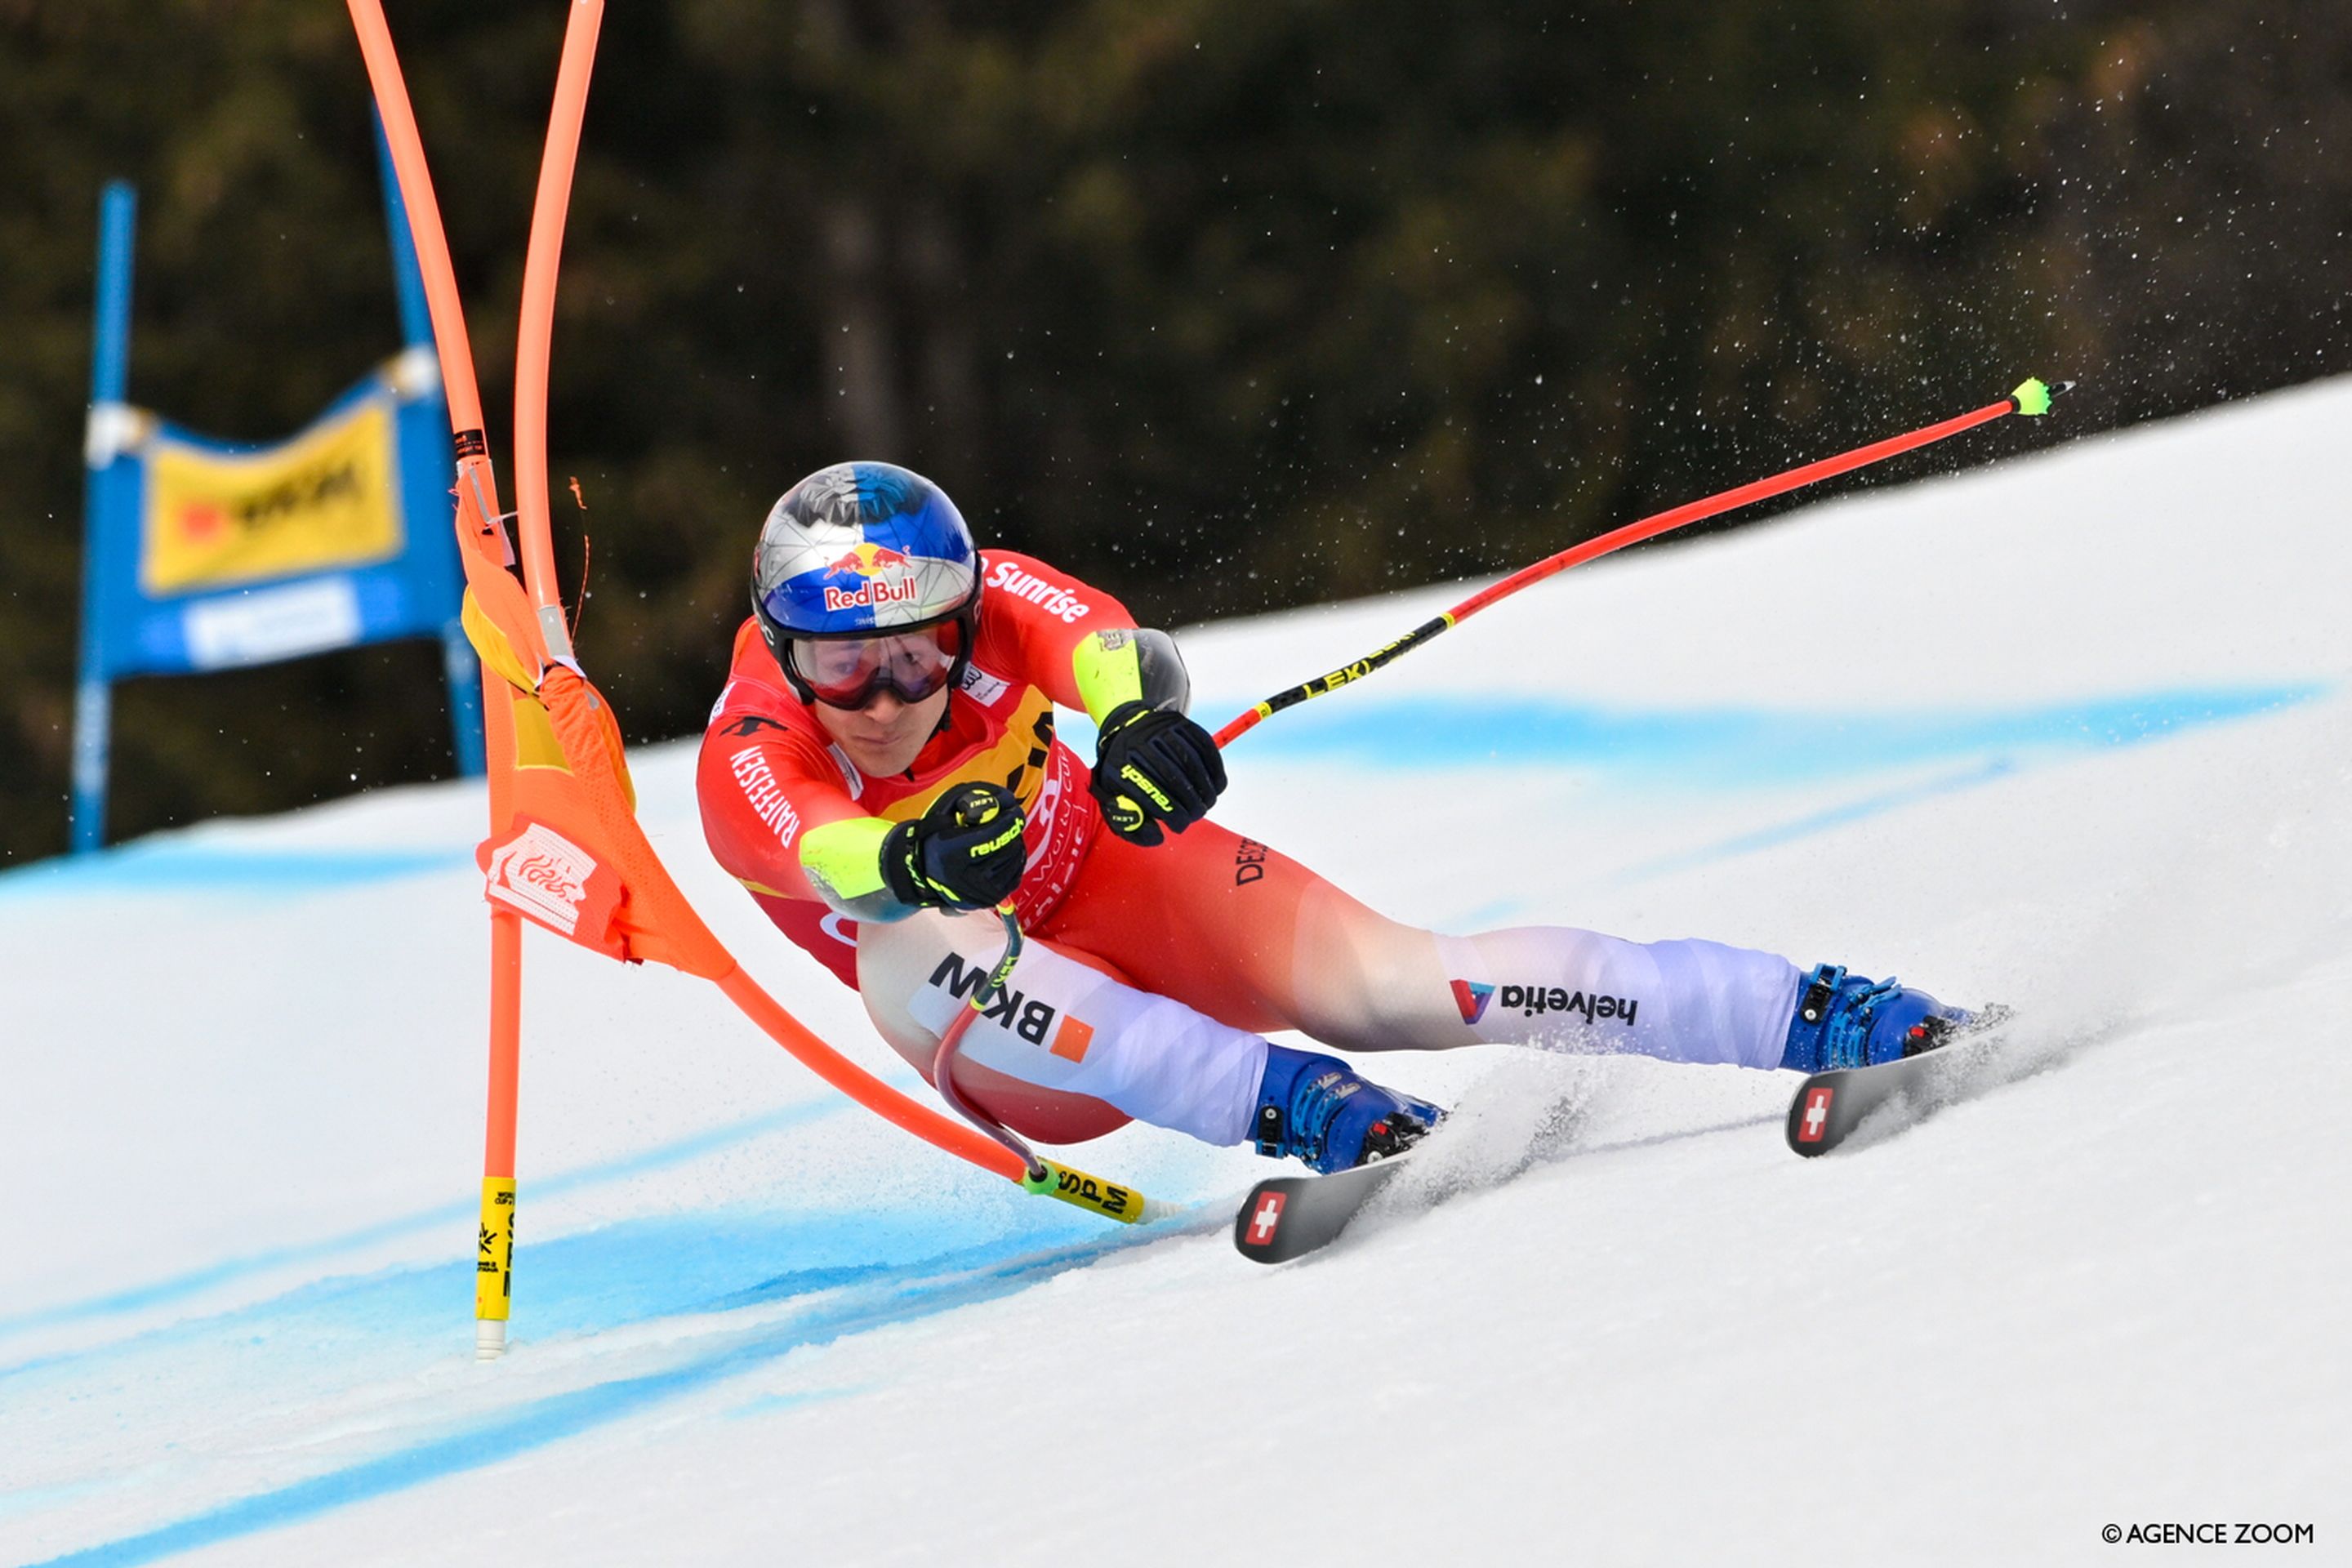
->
[1780, 964, 1977, 1073]
[1252, 1044, 1443, 1174]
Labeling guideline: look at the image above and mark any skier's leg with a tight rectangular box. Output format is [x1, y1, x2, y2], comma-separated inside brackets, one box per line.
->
[855, 906, 1268, 1147]
[1414, 924, 1802, 1067]
[1282, 898, 1969, 1073]
[858, 907, 1438, 1169]
[1045, 822, 1805, 1069]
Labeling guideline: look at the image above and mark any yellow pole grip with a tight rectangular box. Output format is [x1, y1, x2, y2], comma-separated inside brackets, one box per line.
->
[1022, 1159, 1152, 1224]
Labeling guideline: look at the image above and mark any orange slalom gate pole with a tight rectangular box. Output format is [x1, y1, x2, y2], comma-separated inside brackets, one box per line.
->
[349, 0, 532, 1360]
[345, 0, 506, 551]
[475, 907, 522, 1356]
[1212, 379, 2069, 749]
[512, 0, 602, 648]
[479, 0, 601, 1361]
[351, 0, 1169, 1360]
[473, 625, 523, 1359]
[492, 0, 1146, 1211]
[347, 2, 481, 435]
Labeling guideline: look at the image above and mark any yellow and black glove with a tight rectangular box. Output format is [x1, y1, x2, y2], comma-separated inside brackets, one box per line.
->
[1090, 700, 1227, 846]
[882, 784, 1028, 910]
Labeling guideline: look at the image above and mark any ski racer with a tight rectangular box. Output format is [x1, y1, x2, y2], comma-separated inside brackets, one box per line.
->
[698, 462, 1973, 1174]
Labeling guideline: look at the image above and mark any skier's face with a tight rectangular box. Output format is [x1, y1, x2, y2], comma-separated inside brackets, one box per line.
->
[809, 683, 951, 776]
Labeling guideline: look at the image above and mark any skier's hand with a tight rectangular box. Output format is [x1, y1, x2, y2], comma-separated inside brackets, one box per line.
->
[1090, 700, 1227, 845]
[883, 784, 1027, 911]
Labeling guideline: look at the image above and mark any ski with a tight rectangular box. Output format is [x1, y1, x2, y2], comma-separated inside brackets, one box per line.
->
[1232, 1156, 1414, 1263]
[1784, 1016, 2014, 1156]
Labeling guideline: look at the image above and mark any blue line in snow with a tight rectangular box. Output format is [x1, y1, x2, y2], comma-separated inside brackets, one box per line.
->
[724, 1383, 868, 1421]
[1230, 684, 2328, 780]
[0, 844, 475, 901]
[1610, 758, 2020, 884]
[24, 1215, 1206, 1568]
[0, 1101, 841, 1349]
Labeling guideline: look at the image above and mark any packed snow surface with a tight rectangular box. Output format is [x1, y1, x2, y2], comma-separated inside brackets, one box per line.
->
[4, 381, 2348, 1566]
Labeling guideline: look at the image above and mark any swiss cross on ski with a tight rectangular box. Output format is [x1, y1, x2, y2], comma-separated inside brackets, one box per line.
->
[1782, 1006, 2013, 1159]
[1799, 1086, 1834, 1143]
[1245, 1192, 1286, 1247]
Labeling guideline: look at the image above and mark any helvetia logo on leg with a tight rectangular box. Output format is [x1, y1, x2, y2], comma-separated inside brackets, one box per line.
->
[1450, 979, 1495, 1024]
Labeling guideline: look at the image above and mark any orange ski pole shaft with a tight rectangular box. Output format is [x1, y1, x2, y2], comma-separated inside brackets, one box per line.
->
[1212, 378, 2070, 749]
[713, 966, 1027, 1184]
[721, 960, 1173, 1224]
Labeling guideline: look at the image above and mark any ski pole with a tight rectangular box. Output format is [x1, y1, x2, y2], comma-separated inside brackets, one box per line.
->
[929, 904, 1040, 1178]
[1212, 377, 2070, 748]
[930, 900, 1168, 1224]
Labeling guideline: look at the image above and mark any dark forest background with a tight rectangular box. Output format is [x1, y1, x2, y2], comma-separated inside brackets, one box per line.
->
[3, 0, 2346, 864]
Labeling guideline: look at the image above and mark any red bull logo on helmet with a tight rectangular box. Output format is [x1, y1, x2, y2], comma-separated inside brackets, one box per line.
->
[819, 540, 923, 612]
[822, 576, 923, 612]
[826, 542, 914, 575]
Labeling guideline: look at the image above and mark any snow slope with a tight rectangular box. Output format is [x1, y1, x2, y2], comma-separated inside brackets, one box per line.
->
[4, 381, 2348, 1566]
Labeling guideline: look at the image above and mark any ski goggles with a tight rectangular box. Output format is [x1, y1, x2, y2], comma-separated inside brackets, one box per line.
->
[786, 620, 964, 709]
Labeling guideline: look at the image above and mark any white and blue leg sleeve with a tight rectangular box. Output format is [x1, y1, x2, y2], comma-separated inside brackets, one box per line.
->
[859, 910, 1268, 1145]
[1431, 927, 1802, 1068]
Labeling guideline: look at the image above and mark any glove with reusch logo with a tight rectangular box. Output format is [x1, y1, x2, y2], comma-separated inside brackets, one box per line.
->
[882, 784, 1028, 911]
[1090, 701, 1227, 846]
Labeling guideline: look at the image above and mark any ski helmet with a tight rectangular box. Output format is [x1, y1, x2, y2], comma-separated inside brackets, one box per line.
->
[749, 461, 981, 705]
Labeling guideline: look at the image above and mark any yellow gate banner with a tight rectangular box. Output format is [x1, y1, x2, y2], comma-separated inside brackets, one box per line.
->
[140, 394, 403, 595]
[69, 171, 486, 853]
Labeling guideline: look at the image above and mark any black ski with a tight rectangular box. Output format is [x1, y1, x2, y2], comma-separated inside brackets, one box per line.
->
[1232, 1156, 1414, 1263]
[1784, 1018, 2013, 1156]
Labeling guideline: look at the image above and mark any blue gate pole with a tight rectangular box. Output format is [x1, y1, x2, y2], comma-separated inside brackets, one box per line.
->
[440, 619, 488, 776]
[375, 109, 433, 350]
[375, 112, 484, 777]
[70, 180, 137, 855]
